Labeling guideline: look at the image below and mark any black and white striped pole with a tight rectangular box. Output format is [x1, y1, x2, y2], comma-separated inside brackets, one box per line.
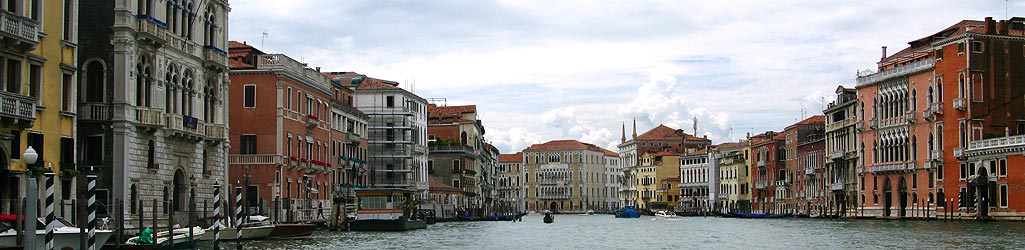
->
[44, 172, 55, 250]
[235, 184, 243, 250]
[87, 174, 97, 250]
[213, 183, 221, 249]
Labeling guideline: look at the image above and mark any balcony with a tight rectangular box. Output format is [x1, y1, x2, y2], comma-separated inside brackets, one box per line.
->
[869, 162, 914, 173]
[805, 166, 815, 175]
[774, 180, 789, 187]
[924, 102, 943, 121]
[203, 46, 228, 70]
[0, 11, 39, 51]
[756, 160, 766, 168]
[868, 118, 878, 130]
[165, 113, 205, 138]
[906, 112, 916, 123]
[953, 147, 966, 159]
[164, 30, 197, 55]
[429, 145, 477, 158]
[347, 132, 362, 143]
[306, 114, 319, 127]
[855, 121, 864, 131]
[135, 15, 166, 46]
[0, 91, 35, 127]
[929, 149, 943, 161]
[856, 59, 934, 87]
[953, 98, 966, 111]
[968, 134, 1025, 151]
[831, 182, 844, 191]
[830, 151, 844, 160]
[412, 144, 428, 155]
[205, 123, 228, 141]
[228, 154, 285, 165]
[78, 103, 109, 122]
[134, 107, 164, 127]
[755, 181, 767, 189]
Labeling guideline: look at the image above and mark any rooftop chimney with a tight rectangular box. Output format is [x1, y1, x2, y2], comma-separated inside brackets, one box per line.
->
[986, 17, 996, 35]
[315, 67, 321, 72]
[881, 46, 887, 60]
[998, 20, 1009, 35]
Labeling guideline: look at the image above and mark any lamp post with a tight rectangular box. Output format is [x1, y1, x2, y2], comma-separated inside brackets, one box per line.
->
[23, 146, 39, 250]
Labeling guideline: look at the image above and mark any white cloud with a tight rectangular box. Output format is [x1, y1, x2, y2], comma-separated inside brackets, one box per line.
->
[487, 127, 543, 153]
[618, 74, 736, 142]
[541, 108, 617, 150]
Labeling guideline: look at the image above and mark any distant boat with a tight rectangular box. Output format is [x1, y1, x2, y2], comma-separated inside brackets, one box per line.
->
[543, 212, 554, 224]
[348, 188, 427, 231]
[614, 206, 641, 218]
[720, 211, 793, 219]
[585, 210, 595, 215]
[654, 210, 678, 220]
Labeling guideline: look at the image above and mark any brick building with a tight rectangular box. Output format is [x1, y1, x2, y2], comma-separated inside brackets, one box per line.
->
[524, 140, 620, 213]
[228, 42, 368, 221]
[618, 122, 710, 208]
[749, 131, 784, 213]
[782, 115, 825, 215]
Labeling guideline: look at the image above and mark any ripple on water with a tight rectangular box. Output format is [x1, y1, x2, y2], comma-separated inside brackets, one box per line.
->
[239, 215, 1025, 250]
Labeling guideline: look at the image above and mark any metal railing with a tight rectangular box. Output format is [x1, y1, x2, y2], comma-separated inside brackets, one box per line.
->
[929, 149, 943, 161]
[953, 147, 965, 158]
[0, 90, 35, 121]
[78, 103, 109, 121]
[953, 98, 966, 111]
[869, 162, 913, 173]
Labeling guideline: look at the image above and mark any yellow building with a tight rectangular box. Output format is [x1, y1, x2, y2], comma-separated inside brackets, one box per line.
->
[637, 151, 681, 211]
[0, 0, 79, 215]
[716, 141, 751, 213]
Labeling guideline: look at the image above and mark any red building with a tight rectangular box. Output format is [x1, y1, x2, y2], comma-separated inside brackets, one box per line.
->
[227, 41, 369, 222]
[857, 17, 1025, 219]
[749, 131, 784, 213]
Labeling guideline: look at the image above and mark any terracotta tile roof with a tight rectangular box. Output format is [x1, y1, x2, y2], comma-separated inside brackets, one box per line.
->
[499, 152, 523, 163]
[355, 77, 400, 90]
[228, 41, 253, 49]
[524, 140, 615, 155]
[795, 115, 826, 126]
[428, 104, 477, 119]
[714, 141, 746, 151]
[602, 148, 619, 157]
[648, 151, 677, 157]
[662, 177, 680, 182]
[429, 178, 462, 194]
[636, 124, 708, 141]
[229, 58, 254, 69]
[883, 20, 985, 63]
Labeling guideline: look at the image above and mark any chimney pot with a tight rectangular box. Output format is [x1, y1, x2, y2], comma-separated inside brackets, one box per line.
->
[881, 46, 887, 60]
[986, 17, 996, 35]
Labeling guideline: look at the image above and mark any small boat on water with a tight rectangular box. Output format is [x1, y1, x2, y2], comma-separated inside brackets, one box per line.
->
[720, 211, 793, 219]
[125, 226, 205, 248]
[246, 215, 315, 238]
[543, 211, 554, 224]
[654, 210, 679, 219]
[0, 215, 114, 250]
[585, 210, 595, 215]
[348, 188, 427, 231]
[614, 206, 641, 218]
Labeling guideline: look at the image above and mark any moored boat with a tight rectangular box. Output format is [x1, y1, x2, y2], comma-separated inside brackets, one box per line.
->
[348, 188, 427, 231]
[654, 210, 679, 219]
[614, 206, 641, 218]
[125, 226, 205, 248]
[245, 215, 315, 238]
[725, 211, 793, 219]
[543, 211, 554, 224]
[0, 216, 114, 250]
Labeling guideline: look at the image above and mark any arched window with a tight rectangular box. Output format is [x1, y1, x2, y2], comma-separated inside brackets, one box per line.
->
[86, 61, 104, 102]
[910, 89, 917, 111]
[185, 1, 194, 40]
[183, 69, 193, 116]
[147, 139, 155, 168]
[460, 131, 467, 146]
[165, 67, 173, 112]
[130, 184, 138, 214]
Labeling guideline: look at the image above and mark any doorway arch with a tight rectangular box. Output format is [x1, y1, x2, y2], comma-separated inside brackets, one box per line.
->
[898, 177, 908, 218]
[549, 201, 558, 213]
[172, 169, 187, 212]
[882, 177, 892, 217]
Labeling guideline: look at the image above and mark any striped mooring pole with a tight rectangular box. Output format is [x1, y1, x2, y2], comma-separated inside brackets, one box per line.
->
[44, 172, 55, 250]
[87, 175, 97, 250]
[235, 184, 243, 250]
[213, 183, 221, 249]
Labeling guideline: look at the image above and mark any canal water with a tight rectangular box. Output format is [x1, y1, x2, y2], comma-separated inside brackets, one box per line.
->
[235, 215, 1025, 249]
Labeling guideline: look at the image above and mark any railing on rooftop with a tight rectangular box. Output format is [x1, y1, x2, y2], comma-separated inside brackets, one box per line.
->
[856, 59, 934, 87]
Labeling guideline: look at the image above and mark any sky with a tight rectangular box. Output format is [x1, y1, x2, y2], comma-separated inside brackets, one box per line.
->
[228, 0, 1023, 154]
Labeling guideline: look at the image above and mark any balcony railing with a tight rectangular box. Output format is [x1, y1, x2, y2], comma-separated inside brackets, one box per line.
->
[203, 45, 228, 67]
[136, 16, 166, 43]
[755, 181, 767, 189]
[0, 91, 35, 123]
[869, 118, 878, 130]
[856, 59, 934, 87]
[929, 149, 943, 161]
[831, 182, 844, 191]
[164, 30, 197, 55]
[347, 132, 362, 143]
[134, 107, 165, 127]
[0, 11, 39, 49]
[228, 154, 285, 165]
[953, 147, 966, 159]
[78, 103, 109, 121]
[205, 123, 228, 140]
[756, 160, 766, 168]
[906, 112, 916, 123]
[968, 134, 1025, 151]
[774, 180, 789, 187]
[165, 113, 205, 136]
[953, 98, 966, 111]
[306, 114, 319, 127]
[830, 151, 844, 160]
[924, 102, 943, 121]
[869, 162, 914, 173]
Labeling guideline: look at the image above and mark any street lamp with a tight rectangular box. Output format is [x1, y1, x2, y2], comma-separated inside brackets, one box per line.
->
[21, 146, 39, 250]
[23, 146, 39, 169]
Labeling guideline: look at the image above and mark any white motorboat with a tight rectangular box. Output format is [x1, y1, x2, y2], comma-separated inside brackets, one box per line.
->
[654, 210, 679, 219]
[125, 226, 205, 248]
[585, 210, 595, 215]
[0, 216, 113, 250]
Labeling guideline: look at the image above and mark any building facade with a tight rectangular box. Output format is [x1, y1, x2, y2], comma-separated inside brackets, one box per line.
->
[678, 150, 713, 213]
[425, 103, 489, 215]
[824, 85, 859, 217]
[715, 141, 750, 213]
[498, 152, 525, 213]
[750, 131, 784, 213]
[332, 73, 429, 198]
[782, 115, 825, 215]
[76, 0, 230, 228]
[1, 0, 79, 217]
[618, 122, 710, 209]
[524, 140, 618, 213]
